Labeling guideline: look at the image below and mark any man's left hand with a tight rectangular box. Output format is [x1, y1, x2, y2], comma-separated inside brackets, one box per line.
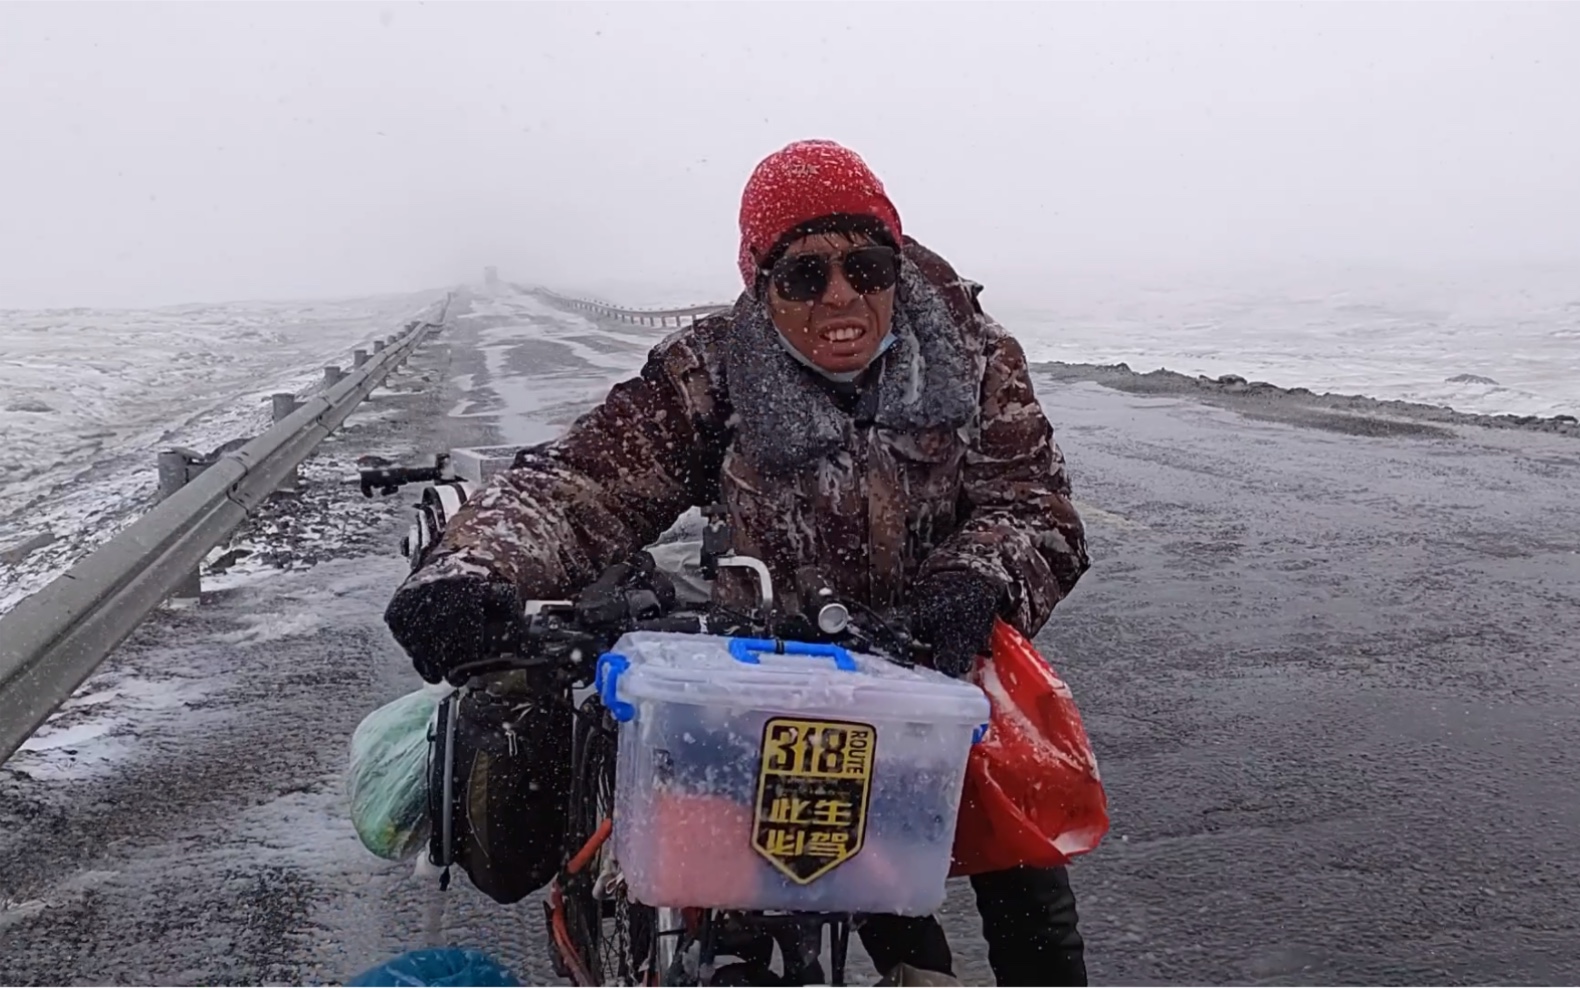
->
[911, 571, 1003, 678]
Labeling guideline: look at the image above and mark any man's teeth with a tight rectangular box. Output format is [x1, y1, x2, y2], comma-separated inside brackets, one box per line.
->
[823, 327, 864, 342]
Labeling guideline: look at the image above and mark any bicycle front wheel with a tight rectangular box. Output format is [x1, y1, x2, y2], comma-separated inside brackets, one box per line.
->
[560, 694, 654, 986]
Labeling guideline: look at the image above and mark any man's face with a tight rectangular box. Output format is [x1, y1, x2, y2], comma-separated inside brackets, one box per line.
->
[766, 231, 897, 377]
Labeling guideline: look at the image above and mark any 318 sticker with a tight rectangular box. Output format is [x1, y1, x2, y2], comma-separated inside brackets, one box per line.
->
[752, 717, 876, 883]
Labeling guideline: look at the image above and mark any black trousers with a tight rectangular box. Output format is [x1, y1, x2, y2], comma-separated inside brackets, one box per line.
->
[857, 866, 1086, 987]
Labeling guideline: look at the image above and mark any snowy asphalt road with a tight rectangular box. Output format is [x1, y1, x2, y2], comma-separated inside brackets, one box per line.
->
[2, 285, 1578, 986]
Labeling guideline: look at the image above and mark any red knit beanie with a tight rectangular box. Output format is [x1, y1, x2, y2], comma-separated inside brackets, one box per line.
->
[737, 140, 904, 288]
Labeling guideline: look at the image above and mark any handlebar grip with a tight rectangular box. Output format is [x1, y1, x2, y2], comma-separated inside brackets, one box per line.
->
[727, 638, 858, 672]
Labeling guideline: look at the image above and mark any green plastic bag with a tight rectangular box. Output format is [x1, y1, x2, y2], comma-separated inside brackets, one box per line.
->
[348, 686, 444, 860]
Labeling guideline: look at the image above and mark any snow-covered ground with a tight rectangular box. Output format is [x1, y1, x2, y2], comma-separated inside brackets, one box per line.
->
[2, 334, 456, 785]
[0, 290, 446, 614]
[1001, 266, 1580, 420]
[0, 291, 444, 509]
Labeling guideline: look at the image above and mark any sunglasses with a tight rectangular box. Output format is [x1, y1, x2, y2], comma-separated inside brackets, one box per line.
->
[768, 245, 901, 303]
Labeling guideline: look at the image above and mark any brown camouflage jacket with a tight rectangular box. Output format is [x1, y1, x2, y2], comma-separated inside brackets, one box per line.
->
[411, 240, 1089, 639]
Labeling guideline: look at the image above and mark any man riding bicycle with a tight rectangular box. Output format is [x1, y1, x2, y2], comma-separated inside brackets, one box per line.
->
[385, 139, 1092, 986]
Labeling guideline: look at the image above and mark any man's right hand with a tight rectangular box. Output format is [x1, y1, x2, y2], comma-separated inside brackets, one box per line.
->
[384, 574, 524, 684]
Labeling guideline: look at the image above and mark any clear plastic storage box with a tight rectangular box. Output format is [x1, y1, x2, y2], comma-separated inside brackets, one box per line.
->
[597, 632, 991, 916]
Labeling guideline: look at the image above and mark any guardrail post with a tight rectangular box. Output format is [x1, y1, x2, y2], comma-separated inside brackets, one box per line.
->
[271, 393, 302, 492]
[271, 393, 299, 422]
[156, 451, 204, 604]
[324, 365, 344, 388]
[353, 349, 369, 368]
[374, 338, 387, 353]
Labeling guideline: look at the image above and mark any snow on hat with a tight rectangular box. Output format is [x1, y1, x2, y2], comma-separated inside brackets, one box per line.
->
[737, 140, 904, 288]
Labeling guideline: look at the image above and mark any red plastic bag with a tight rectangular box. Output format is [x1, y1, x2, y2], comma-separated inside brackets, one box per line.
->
[949, 619, 1109, 877]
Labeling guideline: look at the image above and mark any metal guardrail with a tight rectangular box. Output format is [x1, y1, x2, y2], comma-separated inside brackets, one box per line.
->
[531, 286, 733, 328]
[0, 293, 453, 763]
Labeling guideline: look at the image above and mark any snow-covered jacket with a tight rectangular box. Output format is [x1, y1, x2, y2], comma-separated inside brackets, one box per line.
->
[406, 239, 1089, 636]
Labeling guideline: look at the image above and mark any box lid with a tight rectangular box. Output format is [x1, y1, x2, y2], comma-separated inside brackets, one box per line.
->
[597, 631, 990, 727]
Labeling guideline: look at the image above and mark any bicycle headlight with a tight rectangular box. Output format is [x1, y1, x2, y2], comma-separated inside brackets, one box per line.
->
[816, 602, 850, 636]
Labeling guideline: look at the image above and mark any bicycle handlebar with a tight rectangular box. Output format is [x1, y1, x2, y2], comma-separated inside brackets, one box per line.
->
[442, 552, 929, 690]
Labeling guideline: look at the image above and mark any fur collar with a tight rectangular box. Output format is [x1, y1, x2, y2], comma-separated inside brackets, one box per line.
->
[724, 257, 978, 477]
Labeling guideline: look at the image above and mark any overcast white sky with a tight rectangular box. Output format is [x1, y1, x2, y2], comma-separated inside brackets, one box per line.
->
[2, 2, 1577, 310]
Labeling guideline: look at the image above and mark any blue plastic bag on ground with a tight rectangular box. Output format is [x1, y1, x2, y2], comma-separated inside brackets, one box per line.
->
[347, 947, 521, 986]
[347, 686, 444, 860]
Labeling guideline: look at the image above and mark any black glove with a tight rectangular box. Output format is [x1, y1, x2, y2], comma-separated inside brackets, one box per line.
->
[911, 571, 1003, 678]
[384, 574, 523, 684]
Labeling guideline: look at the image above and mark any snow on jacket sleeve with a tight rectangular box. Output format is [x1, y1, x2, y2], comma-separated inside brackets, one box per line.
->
[916, 325, 1090, 638]
[407, 321, 728, 601]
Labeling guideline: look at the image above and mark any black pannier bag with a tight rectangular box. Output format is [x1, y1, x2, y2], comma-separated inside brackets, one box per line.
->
[427, 682, 573, 904]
